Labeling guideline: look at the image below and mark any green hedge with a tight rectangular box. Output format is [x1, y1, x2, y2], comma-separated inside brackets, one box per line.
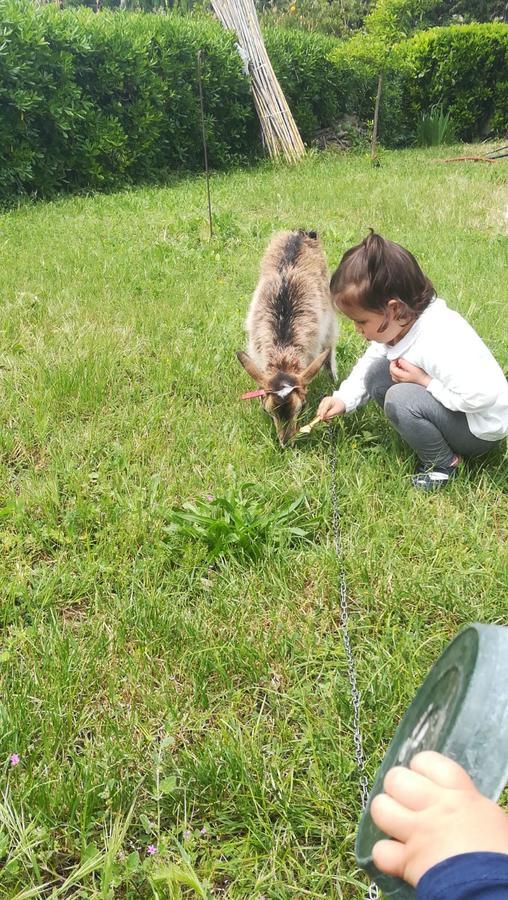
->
[265, 29, 347, 142]
[267, 28, 411, 146]
[271, 22, 508, 147]
[0, 2, 507, 205]
[400, 24, 508, 140]
[326, 39, 413, 147]
[0, 3, 256, 202]
[328, 22, 508, 146]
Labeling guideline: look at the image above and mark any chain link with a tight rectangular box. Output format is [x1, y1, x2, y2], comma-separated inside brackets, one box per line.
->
[330, 425, 380, 900]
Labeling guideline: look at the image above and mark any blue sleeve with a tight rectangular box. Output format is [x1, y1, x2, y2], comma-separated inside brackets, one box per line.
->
[417, 852, 508, 899]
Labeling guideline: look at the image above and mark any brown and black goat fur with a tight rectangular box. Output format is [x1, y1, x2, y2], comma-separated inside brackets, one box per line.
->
[237, 230, 338, 445]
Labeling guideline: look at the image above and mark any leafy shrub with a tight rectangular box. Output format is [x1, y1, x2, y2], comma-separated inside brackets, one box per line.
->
[328, 22, 508, 146]
[265, 21, 508, 153]
[266, 26, 412, 147]
[265, 28, 345, 141]
[0, 2, 506, 204]
[327, 39, 413, 147]
[0, 1, 256, 203]
[259, 0, 367, 38]
[166, 488, 318, 563]
[400, 23, 508, 140]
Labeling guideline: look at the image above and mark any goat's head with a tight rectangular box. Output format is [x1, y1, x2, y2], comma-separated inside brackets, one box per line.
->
[237, 348, 330, 446]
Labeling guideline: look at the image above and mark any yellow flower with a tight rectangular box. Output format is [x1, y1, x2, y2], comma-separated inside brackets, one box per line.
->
[289, 3, 296, 11]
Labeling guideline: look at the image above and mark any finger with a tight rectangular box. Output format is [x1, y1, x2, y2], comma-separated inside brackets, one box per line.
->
[318, 401, 334, 420]
[370, 794, 415, 843]
[410, 752, 476, 791]
[383, 766, 443, 811]
[372, 839, 407, 879]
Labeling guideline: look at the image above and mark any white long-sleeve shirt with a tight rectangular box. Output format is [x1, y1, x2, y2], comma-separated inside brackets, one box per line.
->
[333, 297, 508, 441]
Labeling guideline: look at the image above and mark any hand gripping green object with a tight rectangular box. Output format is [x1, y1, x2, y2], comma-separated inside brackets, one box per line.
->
[355, 623, 508, 899]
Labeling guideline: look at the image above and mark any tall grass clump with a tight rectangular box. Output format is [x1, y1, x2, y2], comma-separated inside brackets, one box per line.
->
[416, 104, 456, 146]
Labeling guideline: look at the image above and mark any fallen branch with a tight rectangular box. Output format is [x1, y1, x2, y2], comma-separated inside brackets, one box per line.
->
[441, 156, 497, 164]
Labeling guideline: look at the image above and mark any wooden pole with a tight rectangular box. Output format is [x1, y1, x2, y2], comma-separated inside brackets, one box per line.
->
[371, 69, 384, 166]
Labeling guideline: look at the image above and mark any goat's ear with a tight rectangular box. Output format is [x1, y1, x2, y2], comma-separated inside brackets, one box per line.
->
[236, 350, 265, 385]
[301, 348, 331, 384]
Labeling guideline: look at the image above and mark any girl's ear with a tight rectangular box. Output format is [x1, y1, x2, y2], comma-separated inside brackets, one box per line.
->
[388, 298, 409, 321]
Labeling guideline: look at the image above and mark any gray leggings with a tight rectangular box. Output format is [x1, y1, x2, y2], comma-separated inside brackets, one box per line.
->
[365, 358, 499, 468]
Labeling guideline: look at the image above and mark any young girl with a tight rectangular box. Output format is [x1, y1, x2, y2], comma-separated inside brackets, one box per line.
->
[318, 231, 508, 490]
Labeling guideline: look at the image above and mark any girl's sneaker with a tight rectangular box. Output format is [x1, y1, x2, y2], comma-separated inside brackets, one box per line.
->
[412, 459, 460, 491]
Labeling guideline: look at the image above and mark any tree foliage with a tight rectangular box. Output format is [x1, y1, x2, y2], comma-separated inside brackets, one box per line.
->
[40, 0, 507, 24]
[257, 0, 370, 37]
[256, 0, 506, 35]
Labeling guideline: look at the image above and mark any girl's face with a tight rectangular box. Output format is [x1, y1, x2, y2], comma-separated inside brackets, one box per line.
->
[335, 296, 409, 344]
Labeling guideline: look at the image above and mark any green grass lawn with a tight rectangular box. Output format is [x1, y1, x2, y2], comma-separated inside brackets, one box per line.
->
[0, 146, 507, 898]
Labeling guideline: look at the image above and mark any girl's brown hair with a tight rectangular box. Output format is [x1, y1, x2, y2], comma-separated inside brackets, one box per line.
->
[330, 231, 435, 328]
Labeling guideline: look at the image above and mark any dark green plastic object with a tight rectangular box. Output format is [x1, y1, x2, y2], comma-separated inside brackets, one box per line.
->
[356, 623, 508, 899]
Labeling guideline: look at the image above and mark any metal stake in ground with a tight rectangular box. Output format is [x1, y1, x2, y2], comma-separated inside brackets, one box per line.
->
[330, 423, 379, 900]
[197, 50, 213, 240]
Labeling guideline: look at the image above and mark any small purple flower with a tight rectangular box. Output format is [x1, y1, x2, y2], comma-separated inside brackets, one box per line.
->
[206, 494, 214, 502]
[146, 844, 157, 856]
[200, 826, 207, 836]
[183, 828, 192, 840]
[10, 753, 20, 767]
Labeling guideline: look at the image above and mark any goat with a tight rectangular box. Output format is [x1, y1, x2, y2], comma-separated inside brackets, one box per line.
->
[237, 230, 338, 445]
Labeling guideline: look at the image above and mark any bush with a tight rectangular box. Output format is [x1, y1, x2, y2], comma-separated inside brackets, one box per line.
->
[265, 28, 345, 141]
[400, 23, 508, 140]
[327, 22, 508, 146]
[0, 2, 506, 205]
[327, 39, 413, 147]
[265, 27, 411, 147]
[0, 2, 256, 202]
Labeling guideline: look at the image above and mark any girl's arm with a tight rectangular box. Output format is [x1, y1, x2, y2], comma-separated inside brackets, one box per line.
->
[422, 318, 506, 414]
[426, 376, 500, 414]
[417, 853, 508, 900]
[425, 349, 504, 414]
[333, 341, 387, 412]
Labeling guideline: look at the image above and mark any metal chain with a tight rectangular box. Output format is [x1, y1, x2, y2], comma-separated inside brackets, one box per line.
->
[330, 425, 380, 900]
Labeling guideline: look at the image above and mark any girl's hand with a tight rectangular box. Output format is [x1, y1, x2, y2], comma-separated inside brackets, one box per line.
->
[371, 751, 508, 888]
[390, 358, 431, 387]
[317, 395, 346, 421]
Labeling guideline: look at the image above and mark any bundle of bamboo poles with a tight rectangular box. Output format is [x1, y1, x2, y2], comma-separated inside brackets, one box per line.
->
[211, 0, 305, 164]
